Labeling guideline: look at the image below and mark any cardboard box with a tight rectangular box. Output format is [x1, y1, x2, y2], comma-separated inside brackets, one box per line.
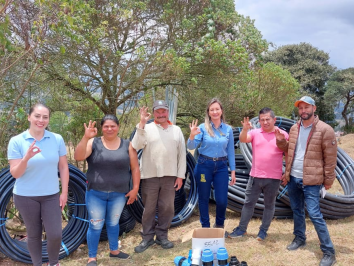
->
[192, 228, 225, 265]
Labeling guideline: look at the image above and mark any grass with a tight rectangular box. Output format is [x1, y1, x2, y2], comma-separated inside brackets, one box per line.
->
[1, 136, 354, 265]
[58, 204, 354, 266]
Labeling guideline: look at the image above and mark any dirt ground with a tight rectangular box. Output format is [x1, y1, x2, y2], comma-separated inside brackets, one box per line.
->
[1, 135, 354, 265]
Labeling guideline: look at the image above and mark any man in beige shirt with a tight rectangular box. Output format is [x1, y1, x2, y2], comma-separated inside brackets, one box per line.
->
[132, 100, 186, 253]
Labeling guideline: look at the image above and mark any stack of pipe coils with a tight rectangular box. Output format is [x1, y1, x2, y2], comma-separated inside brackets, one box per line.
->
[221, 116, 354, 219]
[127, 124, 198, 227]
[0, 165, 88, 264]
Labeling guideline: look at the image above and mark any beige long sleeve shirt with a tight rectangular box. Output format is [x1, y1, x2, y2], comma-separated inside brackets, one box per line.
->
[131, 122, 186, 179]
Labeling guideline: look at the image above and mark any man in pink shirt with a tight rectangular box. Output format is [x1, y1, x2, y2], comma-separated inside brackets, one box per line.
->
[228, 107, 289, 240]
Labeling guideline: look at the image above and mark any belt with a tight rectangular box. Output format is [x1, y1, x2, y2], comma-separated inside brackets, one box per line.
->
[199, 154, 228, 161]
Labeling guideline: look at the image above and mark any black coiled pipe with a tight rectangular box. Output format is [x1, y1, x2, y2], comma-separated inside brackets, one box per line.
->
[126, 151, 198, 227]
[237, 116, 354, 219]
[128, 122, 198, 227]
[0, 164, 88, 264]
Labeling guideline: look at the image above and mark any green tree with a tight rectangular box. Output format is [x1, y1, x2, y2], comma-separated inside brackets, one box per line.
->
[177, 62, 300, 129]
[38, 0, 208, 114]
[264, 42, 336, 121]
[36, 0, 269, 118]
[324, 68, 354, 128]
[0, 0, 53, 152]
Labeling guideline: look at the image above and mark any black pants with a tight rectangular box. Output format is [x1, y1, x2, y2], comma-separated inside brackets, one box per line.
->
[14, 193, 62, 266]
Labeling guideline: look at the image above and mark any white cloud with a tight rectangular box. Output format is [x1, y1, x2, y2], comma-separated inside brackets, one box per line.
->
[235, 0, 354, 69]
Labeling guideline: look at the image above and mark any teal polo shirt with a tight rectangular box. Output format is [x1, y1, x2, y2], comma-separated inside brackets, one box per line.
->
[7, 130, 67, 196]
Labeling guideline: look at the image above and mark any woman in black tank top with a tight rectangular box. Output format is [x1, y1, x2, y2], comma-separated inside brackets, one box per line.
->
[74, 114, 140, 266]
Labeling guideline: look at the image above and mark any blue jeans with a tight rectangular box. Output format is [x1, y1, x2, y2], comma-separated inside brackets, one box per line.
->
[86, 189, 127, 258]
[288, 176, 335, 255]
[194, 155, 229, 227]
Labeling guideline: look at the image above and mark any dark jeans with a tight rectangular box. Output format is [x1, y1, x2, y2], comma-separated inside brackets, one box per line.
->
[288, 176, 335, 255]
[194, 156, 229, 227]
[86, 189, 126, 258]
[238, 177, 281, 233]
[141, 176, 176, 241]
[14, 193, 62, 266]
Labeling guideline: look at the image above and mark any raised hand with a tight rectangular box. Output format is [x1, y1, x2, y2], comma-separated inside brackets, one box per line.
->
[189, 119, 201, 138]
[83, 120, 97, 139]
[274, 127, 286, 141]
[24, 140, 41, 161]
[139, 106, 151, 126]
[241, 117, 252, 131]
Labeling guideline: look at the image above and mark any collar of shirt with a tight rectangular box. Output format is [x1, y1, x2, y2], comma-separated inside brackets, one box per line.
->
[154, 120, 173, 129]
[23, 129, 51, 141]
[300, 120, 313, 129]
[211, 121, 224, 129]
[154, 120, 173, 126]
[259, 127, 276, 134]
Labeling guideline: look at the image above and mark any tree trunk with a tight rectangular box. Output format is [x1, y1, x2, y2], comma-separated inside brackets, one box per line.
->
[342, 93, 350, 128]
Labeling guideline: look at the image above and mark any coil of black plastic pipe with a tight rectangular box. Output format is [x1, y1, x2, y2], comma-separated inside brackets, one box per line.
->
[239, 116, 354, 219]
[125, 150, 198, 227]
[0, 164, 89, 264]
[99, 207, 136, 241]
[128, 120, 198, 227]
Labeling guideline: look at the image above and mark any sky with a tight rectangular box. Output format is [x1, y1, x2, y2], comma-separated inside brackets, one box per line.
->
[234, 0, 354, 70]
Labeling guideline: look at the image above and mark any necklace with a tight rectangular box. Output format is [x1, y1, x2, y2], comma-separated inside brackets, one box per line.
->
[215, 127, 225, 136]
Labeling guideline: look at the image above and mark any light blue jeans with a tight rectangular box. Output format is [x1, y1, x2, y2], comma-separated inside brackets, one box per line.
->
[86, 189, 126, 258]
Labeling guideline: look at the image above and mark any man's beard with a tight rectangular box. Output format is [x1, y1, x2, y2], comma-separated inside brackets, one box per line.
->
[301, 112, 313, 120]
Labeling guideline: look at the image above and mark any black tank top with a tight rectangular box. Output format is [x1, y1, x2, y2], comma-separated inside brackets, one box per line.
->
[86, 137, 131, 193]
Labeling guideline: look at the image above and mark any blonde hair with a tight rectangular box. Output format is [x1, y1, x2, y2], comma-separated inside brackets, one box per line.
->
[204, 98, 226, 137]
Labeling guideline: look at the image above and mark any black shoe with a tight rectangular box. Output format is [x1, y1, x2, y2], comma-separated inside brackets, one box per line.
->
[287, 237, 306, 251]
[109, 251, 130, 259]
[213, 223, 224, 229]
[134, 239, 155, 253]
[86, 261, 97, 266]
[319, 254, 336, 266]
[155, 238, 174, 249]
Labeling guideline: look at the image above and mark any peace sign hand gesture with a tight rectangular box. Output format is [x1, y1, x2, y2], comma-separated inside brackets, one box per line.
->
[83, 120, 97, 139]
[241, 117, 252, 131]
[189, 119, 201, 138]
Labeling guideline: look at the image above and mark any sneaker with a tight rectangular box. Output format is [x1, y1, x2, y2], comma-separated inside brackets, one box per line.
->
[256, 229, 267, 241]
[213, 223, 224, 229]
[319, 254, 336, 266]
[227, 227, 247, 238]
[134, 239, 155, 253]
[109, 251, 130, 259]
[287, 237, 306, 251]
[155, 238, 174, 249]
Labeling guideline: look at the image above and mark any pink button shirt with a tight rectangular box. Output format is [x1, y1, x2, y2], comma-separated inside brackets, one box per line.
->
[248, 128, 289, 179]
